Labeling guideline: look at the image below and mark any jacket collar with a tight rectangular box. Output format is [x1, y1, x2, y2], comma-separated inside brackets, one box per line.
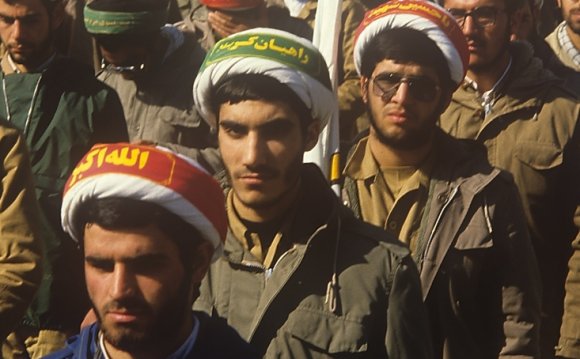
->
[222, 164, 341, 264]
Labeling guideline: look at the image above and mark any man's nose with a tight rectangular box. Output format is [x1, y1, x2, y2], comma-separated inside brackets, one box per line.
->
[242, 132, 267, 167]
[109, 265, 137, 300]
[390, 81, 412, 104]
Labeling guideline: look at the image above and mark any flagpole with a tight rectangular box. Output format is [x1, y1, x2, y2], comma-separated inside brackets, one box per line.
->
[303, 0, 343, 197]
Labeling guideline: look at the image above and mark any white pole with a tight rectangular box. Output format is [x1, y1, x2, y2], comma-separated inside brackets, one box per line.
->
[304, 0, 343, 196]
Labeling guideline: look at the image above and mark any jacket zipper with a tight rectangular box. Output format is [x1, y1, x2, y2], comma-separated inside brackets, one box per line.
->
[420, 185, 459, 264]
[248, 224, 328, 340]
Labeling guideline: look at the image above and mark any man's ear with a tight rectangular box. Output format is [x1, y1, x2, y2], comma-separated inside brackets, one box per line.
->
[50, 1, 66, 31]
[304, 120, 321, 151]
[360, 76, 370, 104]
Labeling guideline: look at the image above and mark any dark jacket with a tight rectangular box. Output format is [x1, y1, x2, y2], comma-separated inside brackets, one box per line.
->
[439, 42, 580, 357]
[0, 55, 128, 332]
[43, 311, 258, 358]
[0, 123, 43, 340]
[194, 164, 433, 358]
[343, 130, 542, 358]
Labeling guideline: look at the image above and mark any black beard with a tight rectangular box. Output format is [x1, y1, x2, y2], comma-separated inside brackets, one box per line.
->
[367, 107, 438, 150]
[97, 275, 192, 354]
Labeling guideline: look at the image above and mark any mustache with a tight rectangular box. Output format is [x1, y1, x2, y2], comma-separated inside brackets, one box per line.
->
[235, 165, 279, 179]
[102, 297, 150, 315]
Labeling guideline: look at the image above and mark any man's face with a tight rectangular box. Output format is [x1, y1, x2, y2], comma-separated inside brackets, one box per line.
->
[84, 223, 192, 353]
[444, 0, 511, 72]
[559, 0, 580, 35]
[362, 59, 445, 150]
[0, 0, 56, 68]
[218, 99, 319, 219]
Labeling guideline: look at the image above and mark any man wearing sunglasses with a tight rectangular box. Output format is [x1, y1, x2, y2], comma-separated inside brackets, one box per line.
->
[438, 0, 580, 357]
[343, 2, 541, 358]
[85, 0, 214, 153]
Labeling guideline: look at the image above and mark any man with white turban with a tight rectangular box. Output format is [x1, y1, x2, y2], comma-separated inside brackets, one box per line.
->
[343, 1, 541, 357]
[193, 28, 432, 358]
[48, 143, 257, 358]
[343, 0, 540, 359]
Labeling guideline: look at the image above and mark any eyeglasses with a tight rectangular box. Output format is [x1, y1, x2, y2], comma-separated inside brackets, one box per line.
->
[100, 59, 145, 74]
[447, 6, 502, 28]
[371, 72, 440, 102]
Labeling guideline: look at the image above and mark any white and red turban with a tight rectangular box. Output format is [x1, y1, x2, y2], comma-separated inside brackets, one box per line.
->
[61, 143, 227, 261]
[193, 28, 337, 129]
[354, 0, 469, 86]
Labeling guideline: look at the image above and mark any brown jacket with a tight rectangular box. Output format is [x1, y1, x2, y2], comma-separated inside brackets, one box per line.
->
[0, 123, 42, 341]
[343, 129, 542, 358]
[439, 42, 580, 358]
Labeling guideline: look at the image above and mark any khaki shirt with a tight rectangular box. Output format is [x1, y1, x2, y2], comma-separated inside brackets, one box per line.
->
[226, 190, 297, 269]
[343, 137, 434, 251]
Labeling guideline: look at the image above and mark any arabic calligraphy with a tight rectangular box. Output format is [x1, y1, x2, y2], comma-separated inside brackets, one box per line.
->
[216, 35, 311, 64]
[368, 1, 452, 28]
[69, 146, 150, 187]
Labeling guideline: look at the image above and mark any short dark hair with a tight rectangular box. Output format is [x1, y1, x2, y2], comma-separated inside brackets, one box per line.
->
[359, 27, 455, 95]
[210, 73, 314, 133]
[77, 198, 204, 273]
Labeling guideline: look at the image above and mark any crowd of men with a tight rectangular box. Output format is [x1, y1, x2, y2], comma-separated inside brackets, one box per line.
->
[0, 0, 578, 358]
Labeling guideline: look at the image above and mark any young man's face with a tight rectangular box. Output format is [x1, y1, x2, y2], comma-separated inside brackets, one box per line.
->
[362, 59, 445, 150]
[0, 0, 58, 68]
[444, 0, 511, 72]
[559, 0, 580, 35]
[84, 223, 207, 354]
[218, 99, 319, 220]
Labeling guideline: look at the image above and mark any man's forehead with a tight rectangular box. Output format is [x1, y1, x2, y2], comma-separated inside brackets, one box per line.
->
[443, 0, 504, 8]
[0, 0, 45, 11]
[373, 59, 439, 78]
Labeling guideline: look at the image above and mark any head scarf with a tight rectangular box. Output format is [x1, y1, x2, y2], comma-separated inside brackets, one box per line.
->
[354, 0, 469, 86]
[193, 28, 337, 129]
[61, 143, 227, 261]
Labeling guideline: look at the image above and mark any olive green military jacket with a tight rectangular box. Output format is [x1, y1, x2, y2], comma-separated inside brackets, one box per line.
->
[0, 123, 43, 341]
[194, 164, 433, 358]
[439, 42, 580, 358]
[0, 56, 128, 332]
[343, 129, 542, 358]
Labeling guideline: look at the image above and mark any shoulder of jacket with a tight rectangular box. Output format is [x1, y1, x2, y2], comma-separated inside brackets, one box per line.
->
[339, 214, 412, 260]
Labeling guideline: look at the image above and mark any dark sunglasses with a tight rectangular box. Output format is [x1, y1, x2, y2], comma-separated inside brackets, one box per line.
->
[447, 6, 502, 28]
[371, 72, 440, 102]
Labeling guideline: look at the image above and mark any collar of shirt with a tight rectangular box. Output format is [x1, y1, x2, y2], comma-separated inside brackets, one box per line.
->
[226, 189, 298, 269]
[557, 20, 580, 67]
[464, 55, 512, 116]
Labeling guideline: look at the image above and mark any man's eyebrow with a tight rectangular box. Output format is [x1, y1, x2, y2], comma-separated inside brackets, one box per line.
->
[85, 253, 168, 264]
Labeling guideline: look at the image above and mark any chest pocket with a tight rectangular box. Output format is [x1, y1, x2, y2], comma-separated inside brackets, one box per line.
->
[284, 308, 368, 354]
[514, 141, 563, 170]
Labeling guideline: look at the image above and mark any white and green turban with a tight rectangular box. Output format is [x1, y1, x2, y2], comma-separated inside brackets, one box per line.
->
[193, 28, 337, 129]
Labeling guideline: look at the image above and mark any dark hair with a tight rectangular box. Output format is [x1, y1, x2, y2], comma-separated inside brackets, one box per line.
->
[77, 197, 204, 273]
[359, 27, 455, 95]
[210, 73, 314, 133]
